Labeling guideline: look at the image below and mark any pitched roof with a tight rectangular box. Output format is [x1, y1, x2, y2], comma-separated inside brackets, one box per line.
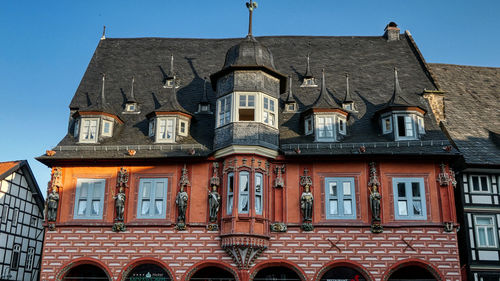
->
[38, 33, 454, 162]
[429, 63, 500, 166]
[0, 161, 21, 178]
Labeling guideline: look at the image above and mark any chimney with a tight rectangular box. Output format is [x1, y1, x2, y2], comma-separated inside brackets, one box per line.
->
[384, 22, 400, 41]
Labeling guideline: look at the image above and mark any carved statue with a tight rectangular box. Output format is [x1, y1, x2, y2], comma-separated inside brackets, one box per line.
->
[176, 186, 188, 223]
[114, 192, 126, 221]
[300, 184, 313, 221]
[369, 185, 381, 221]
[47, 189, 59, 222]
[208, 184, 221, 222]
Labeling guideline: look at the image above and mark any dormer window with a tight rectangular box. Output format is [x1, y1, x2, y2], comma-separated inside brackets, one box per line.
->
[178, 119, 188, 136]
[301, 77, 317, 87]
[304, 113, 348, 142]
[126, 103, 136, 112]
[80, 118, 99, 143]
[382, 116, 392, 134]
[238, 94, 255, 121]
[286, 103, 296, 112]
[343, 103, 353, 111]
[305, 116, 313, 135]
[101, 120, 113, 137]
[317, 116, 334, 141]
[338, 117, 347, 135]
[157, 118, 175, 142]
[164, 78, 175, 88]
[380, 112, 425, 141]
[396, 115, 414, 138]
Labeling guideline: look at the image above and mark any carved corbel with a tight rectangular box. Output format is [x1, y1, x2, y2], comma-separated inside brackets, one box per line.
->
[274, 164, 285, 188]
[437, 163, 452, 187]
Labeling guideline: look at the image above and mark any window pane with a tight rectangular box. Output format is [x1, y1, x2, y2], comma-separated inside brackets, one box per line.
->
[398, 182, 406, 198]
[141, 200, 150, 215]
[269, 113, 275, 126]
[412, 182, 420, 197]
[329, 200, 338, 215]
[486, 228, 494, 246]
[398, 201, 408, 216]
[78, 200, 87, 215]
[477, 217, 493, 225]
[343, 182, 351, 195]
[239, 108, 255, 121]
[228, 195, 233, 214]
[240, 195, 248, 212]
[80, 183, 88, 197]
[480, 176, 488, 191]
[413, 200, 422, 216]
[240, 174, 249, 192]
[239, 95, 246, 106]
[343, 200, 352, 215]
[248, 95, 255, 106]
[155, 182, 164, 198]
[270, 99, 274, 111]
[329, 182, 337, 196]
[405, 116, 413, 136]
[472, 176, 480, 191]
[155, 200, 163, 215]
[264, 97, 268, 109]
[166, 119, 174, 139]
[228, 174, 234, 193]
[143, 182, 151, 198]
[93, 182, 102, 198]
[255, 195, 262, 214]
[263, 111, 268, 123]
[384, 118, 391, 131]
[91, 200, 100, 215]
[255, 175, 262, 193]
[478, 228, 486, 246]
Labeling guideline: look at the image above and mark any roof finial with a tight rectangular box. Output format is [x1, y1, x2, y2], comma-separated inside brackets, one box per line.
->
[130, 76, 135, 100]
[286, 75, 295, 102]
[169, 54, 175, 77]
[393, 67, 402, 98]
[321, 68, 326, 93]
[101, 25, 106, 40]
[201, 77, 209, 103]
[101, 73, 106, 105]
[246, 0, 258, 37]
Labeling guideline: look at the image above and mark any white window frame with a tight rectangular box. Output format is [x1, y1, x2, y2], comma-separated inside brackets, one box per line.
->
[255, 173, 263, 215]
[74, 178, 106, 219]
[417, 116, 425, 134]
[178, 119, 188, 136]
[217, 95, 232, 127]
[394, 114, 417, 140]
[79, 118, 99, 143]
[237, 93, 256, 122]
[227, 173, 234, 215]
[126, 103, 136, 112]
[474, 215, 498, 248]
[148, 119, 155, 137]
[156, 117, 176, 143]
[305, 116, 313, 135]
[315, 115, 335, 142]
[26, 247, 35, 272]
[382, 116, 392, 134]
[73, 119, 80, 137]
[470, 175, 491, 193]
[137, 178, 168, 219]
[238, 172, 250, 214]
[262, 96, 277, 128]
[101, 120, 113, 137]
[338, 117, 347, 135]
[393, 177, 427, 220]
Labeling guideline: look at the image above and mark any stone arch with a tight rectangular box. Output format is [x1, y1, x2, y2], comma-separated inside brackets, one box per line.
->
[314, 260, 374, 281]
[56, 257, 112, 281]
[250, 260, 307, 281]
[382, 259, 444, 281]
[183, 261, 240, 281]
[118, 257, 175, 281]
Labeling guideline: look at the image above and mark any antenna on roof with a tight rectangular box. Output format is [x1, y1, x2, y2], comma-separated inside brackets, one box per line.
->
[101, 25, 106, 40]
[246, 0, 258, 37]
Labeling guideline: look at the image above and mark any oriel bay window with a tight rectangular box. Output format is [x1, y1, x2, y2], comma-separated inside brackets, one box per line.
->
[325, 177, 356, 219]
[393, 177, 426, 220]
[263, 97, 276, 126]
[226, 170, 265, 216]
[238, 94, 255, 121]
[218, 95, 232, 126]
[137, 178, 168, 219]
[74, 179, 106, 219]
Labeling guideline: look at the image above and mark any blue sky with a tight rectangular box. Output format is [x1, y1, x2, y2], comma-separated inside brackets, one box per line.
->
[1, 0, 499, 195]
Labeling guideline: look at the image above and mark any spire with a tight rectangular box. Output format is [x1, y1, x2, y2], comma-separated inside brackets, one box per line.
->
[311, 69, 339, 109]
[128, 76, 137, 103]
[246, 1, 258, 37]
[286, 75, 295, 103]
[100, 73, 106, 105]
[152, 76, 190, 116]
[197, 77, 212, 114]
[168, 54, 175, 77]
[101, 25, 106, 40]
[343, 73, 354, 103]
[304, 53, 313, 78]
[201, 77, 209, 103]
[387, 67, 410, 106]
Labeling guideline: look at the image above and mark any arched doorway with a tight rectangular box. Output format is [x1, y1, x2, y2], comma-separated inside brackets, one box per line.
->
[387, 265, 437, 281]
[189, 266, 236, 281]
[63, 264, 110, 281]
[125, 263, 171, 281]
[253, 266, 302, 281]
[320, 266, 368, 281]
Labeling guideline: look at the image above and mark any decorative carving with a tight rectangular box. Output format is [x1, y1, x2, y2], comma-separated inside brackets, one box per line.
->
[176, 164, 190, 228]
[208, 184, 221, 223]
[300, 168, 313, 229]
[270, 222, 287, 232]
[113, 168, 128, 229]
[112, 222, 126, 232]
[444, 222, 454, 232]
[299, 168, 312, 187]
[368, 162, 382, 233]
[46, 150, 56, 156]
[301, 222, 314, 231]
[450, 168, 457, 188]
[114, 192, 126, 222]
[221, 235, 269, 269]
[274, 164, 285, 188]
[207, 223, 219, 231]
[116, 167, 129, 192]
[437, 163, 452, 187]
[46, 167, 62, 223]
[127, 149, 136, 156]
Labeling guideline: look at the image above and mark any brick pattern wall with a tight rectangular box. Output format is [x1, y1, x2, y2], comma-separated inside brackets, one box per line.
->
[41, 226, 461, 281]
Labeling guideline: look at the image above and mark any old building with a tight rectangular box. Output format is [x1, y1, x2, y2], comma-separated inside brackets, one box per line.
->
[430, 64, 500, 281]
[37, 5, 462, 281]
[0, 160, 45, 281]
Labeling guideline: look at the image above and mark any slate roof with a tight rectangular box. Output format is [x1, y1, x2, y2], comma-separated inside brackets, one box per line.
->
[38, 32, 457, 162]
[429, 63, 500, 166]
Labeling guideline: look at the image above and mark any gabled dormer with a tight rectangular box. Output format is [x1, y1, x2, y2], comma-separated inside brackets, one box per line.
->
[196, 78, 212, 114]
[163, 54, 179, 89]
[123, 77, 140, 114]
[375, 68, 426, 141]
[146, 77, 192, 143]
[301, 54, 317, 87]
[284, 75, 297, 112]
[302, 70, 348, 142]
[342, 73, 356, 112]
[72, 74, 123, 143]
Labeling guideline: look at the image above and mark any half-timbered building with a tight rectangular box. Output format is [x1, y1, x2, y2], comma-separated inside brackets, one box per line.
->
[430, 64, 500, 281]
[0, 160, 45, 281]
[37, 5, 463, 281]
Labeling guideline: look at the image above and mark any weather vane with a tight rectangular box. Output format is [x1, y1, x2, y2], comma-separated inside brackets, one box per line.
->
[246, 0, 258, 37]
